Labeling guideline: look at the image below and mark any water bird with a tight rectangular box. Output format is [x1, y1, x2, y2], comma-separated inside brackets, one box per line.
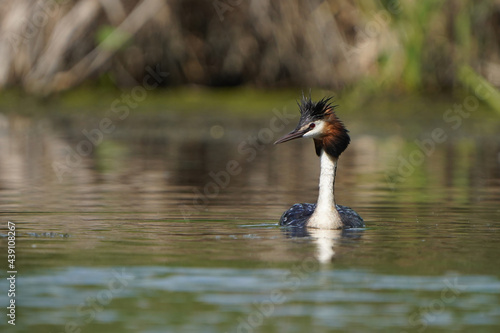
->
[274, 96, 364, 229]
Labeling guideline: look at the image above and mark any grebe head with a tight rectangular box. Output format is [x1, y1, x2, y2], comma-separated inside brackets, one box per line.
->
[274, 95, 351, 158]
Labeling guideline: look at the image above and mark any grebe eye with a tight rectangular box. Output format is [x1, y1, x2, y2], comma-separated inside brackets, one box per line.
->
[309, 123, 316, 129]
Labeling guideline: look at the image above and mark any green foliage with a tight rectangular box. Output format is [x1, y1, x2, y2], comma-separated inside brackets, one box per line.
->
[96, 25, 132, 51]
[458, 65, 500, 114]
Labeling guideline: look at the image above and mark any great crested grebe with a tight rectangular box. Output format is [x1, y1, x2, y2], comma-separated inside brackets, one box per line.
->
[274, 96, 364, 230]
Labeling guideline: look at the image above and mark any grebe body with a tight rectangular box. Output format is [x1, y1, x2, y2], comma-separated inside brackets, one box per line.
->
[279, 203, 364, 229]
[274, 96, 364, 230]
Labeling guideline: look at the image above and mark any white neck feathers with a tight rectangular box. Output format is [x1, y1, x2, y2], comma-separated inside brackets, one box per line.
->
[307, 150, 343, 229]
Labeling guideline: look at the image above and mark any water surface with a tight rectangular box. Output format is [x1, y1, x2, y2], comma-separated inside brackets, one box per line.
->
[0, 101, 499, 333]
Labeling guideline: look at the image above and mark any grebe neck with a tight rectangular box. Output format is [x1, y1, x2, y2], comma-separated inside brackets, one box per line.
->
[307, 150, 343, 229]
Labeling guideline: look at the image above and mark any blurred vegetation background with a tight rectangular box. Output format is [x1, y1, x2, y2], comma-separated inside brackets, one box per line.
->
[1, 0, 500, 98]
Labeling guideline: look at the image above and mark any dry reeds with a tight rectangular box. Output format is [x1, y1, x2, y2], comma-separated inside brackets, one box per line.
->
[0, 0, 498, 94]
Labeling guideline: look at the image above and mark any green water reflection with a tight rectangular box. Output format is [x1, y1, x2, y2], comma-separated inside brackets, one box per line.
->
[0, 96, 499, 332]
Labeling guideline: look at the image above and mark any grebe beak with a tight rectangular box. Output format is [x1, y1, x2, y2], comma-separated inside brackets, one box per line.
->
[274, 127, 310, 144]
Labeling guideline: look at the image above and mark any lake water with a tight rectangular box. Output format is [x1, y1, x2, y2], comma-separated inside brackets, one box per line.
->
[0, 98, 499, 333]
